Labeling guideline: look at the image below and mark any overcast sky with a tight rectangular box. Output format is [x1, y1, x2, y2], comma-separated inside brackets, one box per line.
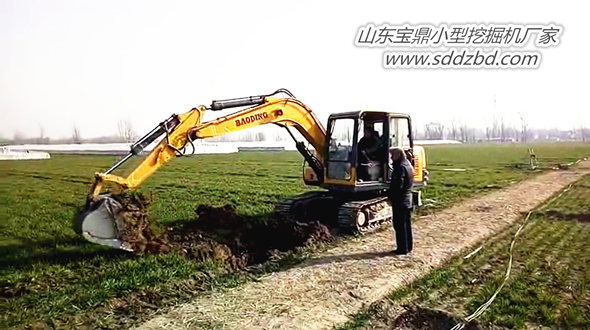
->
[1, 1, 588, 140]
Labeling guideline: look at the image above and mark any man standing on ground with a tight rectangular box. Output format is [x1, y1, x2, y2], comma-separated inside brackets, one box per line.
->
[388, 147, 415, 255]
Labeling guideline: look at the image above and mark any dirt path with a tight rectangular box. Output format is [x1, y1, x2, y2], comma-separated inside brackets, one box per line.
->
[134, 161, 590, 330]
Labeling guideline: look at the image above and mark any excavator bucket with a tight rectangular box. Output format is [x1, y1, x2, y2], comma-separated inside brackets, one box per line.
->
[73, 112, 187, 252]
[74, 195, 135, 252]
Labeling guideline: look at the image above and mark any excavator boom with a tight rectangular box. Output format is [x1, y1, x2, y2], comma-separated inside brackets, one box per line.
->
[91, 90, 326, 196]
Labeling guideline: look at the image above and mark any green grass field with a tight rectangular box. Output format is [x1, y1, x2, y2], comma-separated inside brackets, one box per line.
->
[1, 143, 590, 329]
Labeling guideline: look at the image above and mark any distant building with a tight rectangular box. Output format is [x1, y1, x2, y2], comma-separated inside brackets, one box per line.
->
[483, 137, 516, 143]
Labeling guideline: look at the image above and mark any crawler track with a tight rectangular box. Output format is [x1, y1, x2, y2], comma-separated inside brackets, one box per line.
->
[274, 191, 393, 234]
[337, 196, 393, 233]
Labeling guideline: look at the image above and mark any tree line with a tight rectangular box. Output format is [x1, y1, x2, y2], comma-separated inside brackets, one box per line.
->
[414, 114, 587, 143]
[6, 120, 140, 145]
[3, 116, 588, 146]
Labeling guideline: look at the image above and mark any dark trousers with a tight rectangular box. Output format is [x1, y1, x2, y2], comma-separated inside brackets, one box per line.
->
[392, 205, 413, 253]
[358, 152, 372, 181]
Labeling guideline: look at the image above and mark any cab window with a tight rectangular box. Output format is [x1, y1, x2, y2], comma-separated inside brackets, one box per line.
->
[328, 118, 355, 161]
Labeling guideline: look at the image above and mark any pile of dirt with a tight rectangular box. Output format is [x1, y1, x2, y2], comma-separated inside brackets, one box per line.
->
[391, 306, 483, 330]
[163, 204, 333, 268]
[108, 192, 171, 254]
[90, 193, 333, 269]
[541, 210, 590, 224]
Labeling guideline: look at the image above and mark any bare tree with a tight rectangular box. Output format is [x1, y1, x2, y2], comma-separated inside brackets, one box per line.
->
[424, 122, 445, 140]
[577, 115, 587, 142]
[459, 122, 469, 143]
[423, 124, 433, 140]
[500, 114, 506, 141]
[492, 95, 499, 139]
[412, 121, 419, 140]
[518, 111, 529, 142]
[506, 125, 518, 141]
[37, 125, 50, 144]
[273, 131, 286, 141]
[448, 118, 459, 141]
[72, 124, 82, 144]
[118, 120, 138, 143]
[239, 131, 254, 142]
[491, 115, 498, 138]
[255, 132, 265, 141]
[436, 123, 445, 139]
[485, 118, 492, 141]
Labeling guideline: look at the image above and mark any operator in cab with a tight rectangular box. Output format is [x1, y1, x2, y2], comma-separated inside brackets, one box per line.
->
[358, 126, 380, 164]
[388, 147, 415, 256]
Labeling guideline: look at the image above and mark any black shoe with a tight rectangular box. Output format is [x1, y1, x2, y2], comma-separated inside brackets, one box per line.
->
[392, 249, 408, 255]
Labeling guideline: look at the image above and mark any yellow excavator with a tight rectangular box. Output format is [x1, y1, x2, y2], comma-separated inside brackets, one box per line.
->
[75, 89, 428, 252]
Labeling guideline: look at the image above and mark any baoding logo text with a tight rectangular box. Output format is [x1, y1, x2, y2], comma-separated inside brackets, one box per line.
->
[235, 112, 269, 127]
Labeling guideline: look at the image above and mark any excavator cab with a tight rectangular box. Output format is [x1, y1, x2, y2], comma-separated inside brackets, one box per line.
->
[304, 110, 427, 192]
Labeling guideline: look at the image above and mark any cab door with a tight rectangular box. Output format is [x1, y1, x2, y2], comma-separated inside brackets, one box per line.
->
[386, 116, 412, 182]
[387, 115, 427, 190]
[324, 117, 358, 185]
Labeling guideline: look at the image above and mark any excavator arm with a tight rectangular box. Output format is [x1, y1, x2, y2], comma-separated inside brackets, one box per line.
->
[89, 89, 326, 198]
[77, 89, 328, 251]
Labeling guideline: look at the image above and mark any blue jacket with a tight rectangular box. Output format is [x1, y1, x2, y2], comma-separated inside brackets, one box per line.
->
[389, 158, 414, 207]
